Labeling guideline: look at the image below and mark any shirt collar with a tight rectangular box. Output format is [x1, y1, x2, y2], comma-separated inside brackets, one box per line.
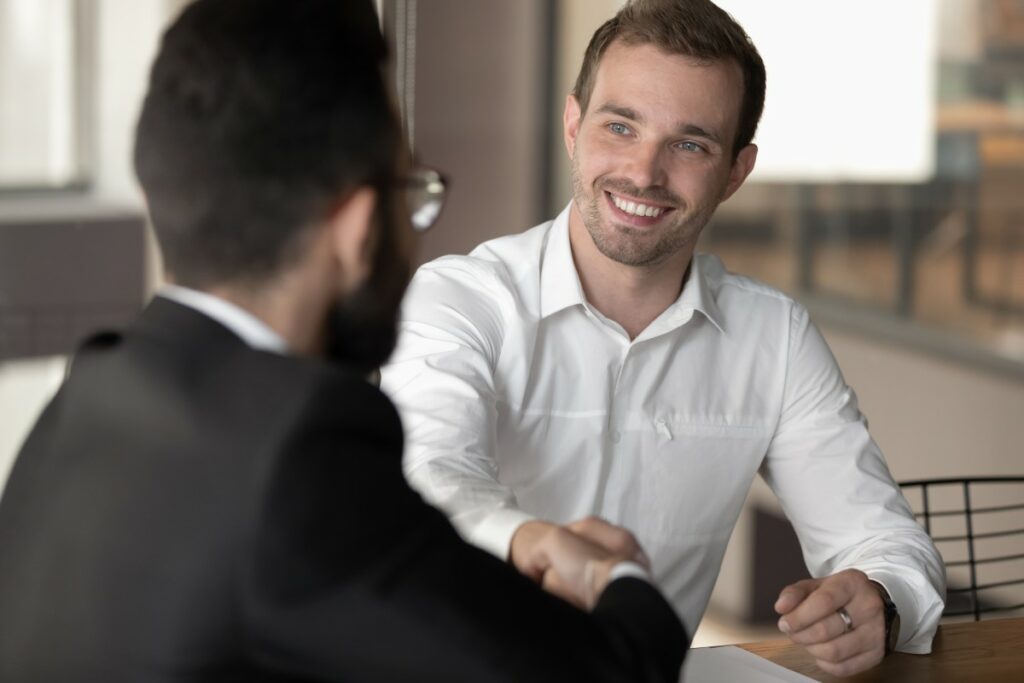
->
[539, 202, 725, 335]
[157, 284, 289, 354]
[658, 253, 726, 336]
[539, 204, 588, 318]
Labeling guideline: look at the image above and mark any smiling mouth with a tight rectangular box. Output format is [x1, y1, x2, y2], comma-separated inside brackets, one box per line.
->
[605, 191, 674, 221]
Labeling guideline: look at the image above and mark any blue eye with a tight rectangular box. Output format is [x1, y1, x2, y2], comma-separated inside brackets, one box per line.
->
[608, 122, 630, 135]
[676, 141, 704, 153]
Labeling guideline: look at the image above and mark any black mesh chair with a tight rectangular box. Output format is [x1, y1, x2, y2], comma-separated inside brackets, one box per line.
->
[899, 477, 1024, 621]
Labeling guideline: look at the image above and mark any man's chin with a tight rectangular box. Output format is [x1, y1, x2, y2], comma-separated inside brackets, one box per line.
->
[589, 228, 663, 268]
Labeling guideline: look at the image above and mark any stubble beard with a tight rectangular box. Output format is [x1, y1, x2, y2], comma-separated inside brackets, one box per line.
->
[570, 151, 719, 268]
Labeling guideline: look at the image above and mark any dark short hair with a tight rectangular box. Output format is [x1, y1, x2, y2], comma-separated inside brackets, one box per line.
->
[134, 0, 398, 288]
[572, 0, 766, 158]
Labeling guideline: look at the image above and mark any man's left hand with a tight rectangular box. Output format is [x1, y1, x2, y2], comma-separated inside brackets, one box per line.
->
[775, 569, 886, 677]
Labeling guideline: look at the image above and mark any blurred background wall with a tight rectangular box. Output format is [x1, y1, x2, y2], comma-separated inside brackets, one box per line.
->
[0, 0, 188, 488]
[2, 0, 1022, 642]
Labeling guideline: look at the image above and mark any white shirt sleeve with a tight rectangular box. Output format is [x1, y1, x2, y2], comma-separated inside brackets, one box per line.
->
[761, 303, 946, 654]
[607, 561, 653, 584]
[381, 259, 534, 559]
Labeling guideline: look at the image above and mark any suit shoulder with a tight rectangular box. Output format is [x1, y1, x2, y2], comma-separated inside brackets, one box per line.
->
[242, 352, 395, 417]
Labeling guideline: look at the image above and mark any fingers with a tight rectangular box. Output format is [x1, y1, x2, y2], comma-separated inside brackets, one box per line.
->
[566, 516, 650, 568]
[776, 569, 889, 678]
[786, 587, 883, 646]
[540, 565, 586, 610]
[785, 609, 852, 646]
[777, 569, 864, 633]
[774, 578, 820, 615]
[804, 618, 885, 663]
[508, 520, 557, 581]
[534, 525, 613, 608]
[509, 518, 653, 610]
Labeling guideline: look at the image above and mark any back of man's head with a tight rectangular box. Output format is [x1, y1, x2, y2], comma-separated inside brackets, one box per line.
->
[572, 0, 765, 158]
[134, 0, 397, 289]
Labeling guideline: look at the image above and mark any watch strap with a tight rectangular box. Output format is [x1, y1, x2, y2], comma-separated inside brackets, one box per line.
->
[869, 580, 900, 655]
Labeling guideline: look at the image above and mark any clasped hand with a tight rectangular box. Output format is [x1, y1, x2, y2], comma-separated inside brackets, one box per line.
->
[509, 517, 650, 610]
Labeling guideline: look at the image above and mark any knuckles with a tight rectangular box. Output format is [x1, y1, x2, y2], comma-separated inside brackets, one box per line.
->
[809, 621, 832, 643]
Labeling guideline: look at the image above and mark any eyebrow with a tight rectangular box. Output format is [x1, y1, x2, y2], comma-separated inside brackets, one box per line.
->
[594, 102, 723, 145]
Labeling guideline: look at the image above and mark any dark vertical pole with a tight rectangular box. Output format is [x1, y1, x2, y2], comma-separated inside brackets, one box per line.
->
[963, 481, 980, 621]
[962, 140, 980, 306]
[894, 184, 915, 317]
[797, 184, 815, 293]
[921, 483, 931, 536]
[538, 0, 558, 224]
[74, 0, 97, 189]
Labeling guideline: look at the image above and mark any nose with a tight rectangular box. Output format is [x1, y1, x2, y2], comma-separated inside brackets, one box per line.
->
[622, 140, 668, 190]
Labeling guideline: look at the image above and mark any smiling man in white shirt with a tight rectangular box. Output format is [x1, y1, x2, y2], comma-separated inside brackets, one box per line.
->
[381, 0, 945, 676]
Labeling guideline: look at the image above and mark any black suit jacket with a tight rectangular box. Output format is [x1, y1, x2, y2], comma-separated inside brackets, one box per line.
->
[0, 297, 686, 682]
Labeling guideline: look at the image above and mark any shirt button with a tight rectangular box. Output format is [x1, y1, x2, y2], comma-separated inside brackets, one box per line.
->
[609, 430, 622, 444]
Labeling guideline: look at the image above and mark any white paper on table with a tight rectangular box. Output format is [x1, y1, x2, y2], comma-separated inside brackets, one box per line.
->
[680, 645, 818, 682]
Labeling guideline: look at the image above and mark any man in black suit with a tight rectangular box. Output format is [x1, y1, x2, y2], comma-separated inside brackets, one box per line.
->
[0, 0, 686, 680]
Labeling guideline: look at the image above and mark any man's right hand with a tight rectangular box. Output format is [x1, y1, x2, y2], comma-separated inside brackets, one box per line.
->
[508, 517, 650, 610]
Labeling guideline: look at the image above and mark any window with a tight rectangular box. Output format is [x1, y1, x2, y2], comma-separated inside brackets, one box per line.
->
[0, 0, 91, 190]
[661, 0, 1024, 364]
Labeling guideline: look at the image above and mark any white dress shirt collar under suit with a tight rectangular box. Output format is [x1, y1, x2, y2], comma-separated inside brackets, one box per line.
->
[158, 284, 288, 354]
[381, 205, 945, 651]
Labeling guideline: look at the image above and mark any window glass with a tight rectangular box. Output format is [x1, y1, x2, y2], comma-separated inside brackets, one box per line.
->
[0, 0, 85, 188]
[699, 0, 1024, 361]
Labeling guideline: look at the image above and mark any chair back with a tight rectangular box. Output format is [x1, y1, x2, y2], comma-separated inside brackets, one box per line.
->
[899, 477, 1024, 621]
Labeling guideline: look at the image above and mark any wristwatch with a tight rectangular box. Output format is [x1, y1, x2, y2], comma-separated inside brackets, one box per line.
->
[870, 580, 901, 655]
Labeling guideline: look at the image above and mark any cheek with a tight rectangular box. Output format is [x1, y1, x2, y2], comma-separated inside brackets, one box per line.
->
[575, 130, 617, 170]
[669, 160, 731, 201]
[576, 153, 616, 191]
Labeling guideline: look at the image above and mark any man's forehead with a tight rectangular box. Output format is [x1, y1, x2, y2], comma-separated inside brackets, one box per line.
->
[588, 39, 744, 135]
[591, 40, 745, 99]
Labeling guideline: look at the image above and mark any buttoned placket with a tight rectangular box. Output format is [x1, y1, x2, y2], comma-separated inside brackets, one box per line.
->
[580, 302, 702, 518]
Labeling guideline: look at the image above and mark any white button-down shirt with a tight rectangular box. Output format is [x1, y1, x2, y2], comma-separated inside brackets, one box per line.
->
[382, 205, 945, 650]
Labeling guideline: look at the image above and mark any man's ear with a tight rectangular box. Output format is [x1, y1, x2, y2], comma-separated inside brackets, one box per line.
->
[563, 94, 582, 159]
[722, 143, 758, 201]
[328, 186, 376, 293]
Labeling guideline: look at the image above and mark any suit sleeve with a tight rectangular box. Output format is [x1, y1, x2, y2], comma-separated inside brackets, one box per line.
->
[240, 374, 686, 683]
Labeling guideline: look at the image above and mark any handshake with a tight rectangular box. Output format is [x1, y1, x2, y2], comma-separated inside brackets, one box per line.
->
[509, 517, 651, 610]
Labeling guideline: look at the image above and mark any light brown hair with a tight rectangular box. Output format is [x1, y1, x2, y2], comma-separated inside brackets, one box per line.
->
[572, 0, 766, 159]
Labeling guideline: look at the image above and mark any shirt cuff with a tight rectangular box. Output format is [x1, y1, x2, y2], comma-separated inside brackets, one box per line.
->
[465, 507, 538, 560]
[608, 561, 652, 584]
[865, 570, 942, 654]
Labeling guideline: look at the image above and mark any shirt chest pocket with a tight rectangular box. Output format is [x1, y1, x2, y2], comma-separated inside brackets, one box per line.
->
[639, 420, 772, 534]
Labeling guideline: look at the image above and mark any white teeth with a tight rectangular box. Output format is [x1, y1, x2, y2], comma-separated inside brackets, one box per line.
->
[611, 194, 664, 218]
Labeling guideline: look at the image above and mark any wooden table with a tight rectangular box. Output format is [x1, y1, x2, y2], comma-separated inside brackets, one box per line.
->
[739, 617, 1024, 682]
